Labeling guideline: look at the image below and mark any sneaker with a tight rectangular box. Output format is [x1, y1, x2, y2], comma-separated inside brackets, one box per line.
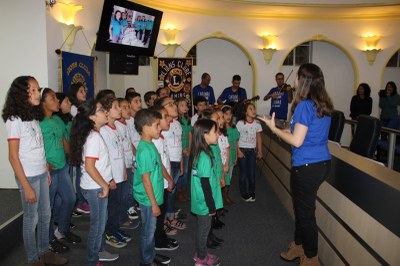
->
[50, 238, 69, 253]
[167, 237, 178, 245]
[155, 240, 179, 251]
[98, 250, 119, 261]
[194, 254, 220, 266]
[165, 218, 186, 230]
[154, 253, 171, 265]
[76, 202, 90, 214]
[248, 196, 256, 202]
[127, 206, 139, 220]
[241, 194, 251, 202]
[116, 230, 132, 242]
[55, 229, 81, 244]
[120, 219, 140, 230]
[193, 253, 218, 263]
[72, 211, 82, 217]
[105, 234, 127, 248]
[164, 223, 177, 236]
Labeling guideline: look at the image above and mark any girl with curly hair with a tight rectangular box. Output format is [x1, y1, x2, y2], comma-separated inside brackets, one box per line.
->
[2, 76, 67, 266]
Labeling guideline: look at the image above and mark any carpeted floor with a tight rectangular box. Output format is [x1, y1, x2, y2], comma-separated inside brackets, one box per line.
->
[1, 167, 298, 266]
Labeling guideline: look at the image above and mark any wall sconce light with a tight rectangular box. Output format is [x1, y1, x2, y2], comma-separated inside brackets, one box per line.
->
[160, 28, 181, 57]
[60, 23, 83, 52]
[362, 35, 382, 65]
[259, 35, 277, 64]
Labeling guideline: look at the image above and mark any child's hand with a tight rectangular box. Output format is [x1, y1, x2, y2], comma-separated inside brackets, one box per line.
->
[257, 151, 262, 160]
[99, 185, 109, 198]
[167, 181, 175, 192]
[220, 178, 226, 188]
[152, 205, 161, 217]
[237, 149, 245, 158]
[209, 212, 216, 217]
[24, 185, 37, 203]
[109, 179, 117, 190]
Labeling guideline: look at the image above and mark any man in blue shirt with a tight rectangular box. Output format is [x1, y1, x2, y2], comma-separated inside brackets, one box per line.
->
[264, 72, 293, 121]
[192, 73, 216, 105]
[217, 74, 247, 105]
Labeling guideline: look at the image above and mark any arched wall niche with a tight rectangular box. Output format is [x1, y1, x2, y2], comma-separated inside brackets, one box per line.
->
[279, 34, 359, 93]
[381, 47, 400, 91]
[184, 31, 258, 98]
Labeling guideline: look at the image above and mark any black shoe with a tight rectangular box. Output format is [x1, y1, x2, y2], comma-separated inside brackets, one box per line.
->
[241, 194, 251, 202]
[155, 241, 179, 251]
[72, 211, 82, 217]
[206, 239, 221, 249]
[167, 237, 178, 245]
[63, 230, 82, 244]
[154, 253, 171, 264]
[50, 238, 69, 253]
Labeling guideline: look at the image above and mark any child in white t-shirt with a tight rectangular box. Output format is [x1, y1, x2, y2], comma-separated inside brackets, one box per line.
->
[69, 100, 114, 265]
[236, 102, 263, 202]
[152, 106, 179, 251]
[155, 97, 187, 231]
[115, 98, 138, 224]
[3, 76, 67, 265]
[98, 96, 132, 248]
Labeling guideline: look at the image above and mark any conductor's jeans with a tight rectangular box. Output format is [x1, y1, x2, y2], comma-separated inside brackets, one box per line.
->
[291, 160, 331, 258]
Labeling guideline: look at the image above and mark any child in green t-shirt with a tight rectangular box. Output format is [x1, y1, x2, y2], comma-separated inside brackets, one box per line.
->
[189, 119, 221, 266]
[133, 109, 170, 265]
[222, 105, 240, 204]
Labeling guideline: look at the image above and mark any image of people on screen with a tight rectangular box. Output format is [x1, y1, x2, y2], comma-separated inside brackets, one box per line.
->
[108, 6, 154, 48]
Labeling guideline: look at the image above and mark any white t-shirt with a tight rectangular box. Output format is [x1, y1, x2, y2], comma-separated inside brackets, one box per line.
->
[126, 117, 141, 149]
[236, 120, 262, 149]
[218, 133, 230, 165]
[6, 117, 47, 177]
[115, 120, 134, 169]
[153, 135, 170, 189]
[80, 130, 112, 189]
[100, 125, 125, 183]
[162, 119, 182, 162]
[191, 113, 199, 126]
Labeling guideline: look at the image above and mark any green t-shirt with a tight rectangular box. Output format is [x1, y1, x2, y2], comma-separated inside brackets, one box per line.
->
[210, 144, 223, 209]
[133, 140, 164, 206]
[39, 116, 66, 169]
[181, 117, 192, 149]
[64, 120, 72, 143]
[191, 151, 218, 215]
[227, 127, 240, 166]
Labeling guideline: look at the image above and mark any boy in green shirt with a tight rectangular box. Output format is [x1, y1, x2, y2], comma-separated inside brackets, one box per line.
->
[133, 109, 170, 266]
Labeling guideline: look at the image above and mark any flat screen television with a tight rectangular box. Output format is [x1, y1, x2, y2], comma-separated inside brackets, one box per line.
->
[95, 0, 163, 56]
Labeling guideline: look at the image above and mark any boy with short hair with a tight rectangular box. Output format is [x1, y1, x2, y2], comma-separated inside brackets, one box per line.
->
[144, 91, 157, 108]
[191, 96, 208, 126]
[134, 109, 170, 266]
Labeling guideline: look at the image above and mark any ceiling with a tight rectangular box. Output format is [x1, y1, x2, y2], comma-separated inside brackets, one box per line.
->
[133, 0, 400, 19]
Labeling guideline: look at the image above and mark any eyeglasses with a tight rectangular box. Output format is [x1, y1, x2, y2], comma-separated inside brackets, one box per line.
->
[95, 107, 105, 113]
[163, 101, 176, 107]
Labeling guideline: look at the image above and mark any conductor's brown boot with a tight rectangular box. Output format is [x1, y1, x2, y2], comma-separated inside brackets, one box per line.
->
[299, 255, 320, 266]
[280, 241, 304, 261]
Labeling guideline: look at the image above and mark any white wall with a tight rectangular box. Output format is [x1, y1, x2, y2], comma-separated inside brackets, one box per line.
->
[0, 1, 49, 188]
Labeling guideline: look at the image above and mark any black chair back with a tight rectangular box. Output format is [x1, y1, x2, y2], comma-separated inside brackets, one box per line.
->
[349, 115, 381, 158]
[329, 110, 345, 143]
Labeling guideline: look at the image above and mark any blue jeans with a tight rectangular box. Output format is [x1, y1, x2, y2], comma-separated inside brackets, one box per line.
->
[75, 165, 86, 205]
[238, 148, 257, 197]
[166, 161, 181, 219]
[17, 172, 51, 263]
[82, 188, 108, 266]
[139, 204, 157, 264]
[106, 182, 122, 235]
[291, 160, 331, 258]
[49, 165, 76, 239]
[177, 155, 189, 189]
[120, 168, 134, 224]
